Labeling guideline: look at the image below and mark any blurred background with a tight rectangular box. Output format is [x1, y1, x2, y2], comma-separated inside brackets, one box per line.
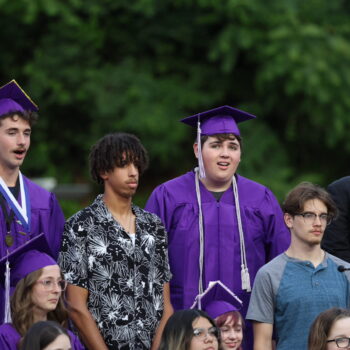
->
[3, 0, 350, 217]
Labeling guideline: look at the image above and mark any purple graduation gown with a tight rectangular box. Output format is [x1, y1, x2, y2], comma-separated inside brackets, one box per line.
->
[145, 171, 290, 350]
[0, 323, 85, 350]
[0, 176, 65, 323]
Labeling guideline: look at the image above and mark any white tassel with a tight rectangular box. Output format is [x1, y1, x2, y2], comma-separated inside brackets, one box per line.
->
[4, 260, 11, 323]
[197, 119, 206, 179]
[241, 265, 251, 292]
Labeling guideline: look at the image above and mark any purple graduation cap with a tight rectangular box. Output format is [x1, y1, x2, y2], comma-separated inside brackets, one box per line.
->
[190, 280, 243, 320]
[0, 79, 39, 117]
[181, 105, 256, 178]
[0, 233, 57, 323]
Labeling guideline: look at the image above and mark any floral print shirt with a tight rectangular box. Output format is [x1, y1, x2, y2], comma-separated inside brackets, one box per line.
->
[59, 195, 171, 350]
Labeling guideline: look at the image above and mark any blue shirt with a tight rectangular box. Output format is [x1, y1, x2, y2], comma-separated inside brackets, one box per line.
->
[246, 253, 350, 350]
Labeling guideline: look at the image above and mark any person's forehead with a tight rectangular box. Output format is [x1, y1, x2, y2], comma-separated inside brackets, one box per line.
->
[207, 135, 238, 142]
[302, 198, 327, 212]
[193, 316, 212, 328]
[0, 115, 31, 129]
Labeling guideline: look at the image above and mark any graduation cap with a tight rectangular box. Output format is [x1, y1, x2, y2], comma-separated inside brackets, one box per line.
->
[0, 233, 57, 323]
[190, 280, 243, 320]
[0, 79, 39, 117]
[180, 105, 256, 178]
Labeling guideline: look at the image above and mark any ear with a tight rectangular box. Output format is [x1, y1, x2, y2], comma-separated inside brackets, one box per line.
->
[193, 143, 199, 159]
[284, 213, 294, 229]
[100, 171, 108, 181]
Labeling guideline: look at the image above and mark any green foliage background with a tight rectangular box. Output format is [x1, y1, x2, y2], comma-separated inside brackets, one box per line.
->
[2, 0, 350, 215]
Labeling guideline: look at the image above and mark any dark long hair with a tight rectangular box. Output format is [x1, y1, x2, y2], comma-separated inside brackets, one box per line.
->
[20, 320, 70, 350]
[159, 309, 220, 350]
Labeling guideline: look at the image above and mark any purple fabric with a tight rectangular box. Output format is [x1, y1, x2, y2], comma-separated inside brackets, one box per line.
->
[191, 281, 242, 319]
[0, 99, 25, 116]
[180, 105, 256, 136]
[145, 171, 290, 350]
[0, 176, 65, 323]
[0, 323, 85, 350]
[0, 80, 38, 116]
[205, 301, 237, 320]
[10, 251, 56, 287]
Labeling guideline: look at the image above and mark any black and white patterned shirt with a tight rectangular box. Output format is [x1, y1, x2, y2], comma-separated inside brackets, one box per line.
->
[59, 195, 172, 350]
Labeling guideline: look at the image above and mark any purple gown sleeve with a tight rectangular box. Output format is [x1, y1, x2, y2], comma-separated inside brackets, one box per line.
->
[145, 185, 173, 232]
[262, 188, 290, 261]
[47, 193, 65, 260]
[0, 324, 20, 350]
[68, 330, 86, 350]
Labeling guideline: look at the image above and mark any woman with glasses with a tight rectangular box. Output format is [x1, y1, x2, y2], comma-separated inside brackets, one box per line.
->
[308, 308, 350, 350]
[0, 234, 84, 350]
[191, 281, 244, 350]
[159, 309, 220, 350]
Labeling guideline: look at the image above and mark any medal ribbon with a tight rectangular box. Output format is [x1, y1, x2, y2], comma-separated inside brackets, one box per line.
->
[0, 172, 31, 233]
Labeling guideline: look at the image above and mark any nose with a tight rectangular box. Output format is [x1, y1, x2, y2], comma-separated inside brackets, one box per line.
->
[17, 133, 26, 145]
[313, 215, 322, 226]
[52, 282, 62, 293]
[220, 146, 229, 157]
[128, 163, 138, 176]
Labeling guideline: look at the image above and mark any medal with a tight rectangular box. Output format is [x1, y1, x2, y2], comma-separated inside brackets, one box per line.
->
[5, 234, 13, 247]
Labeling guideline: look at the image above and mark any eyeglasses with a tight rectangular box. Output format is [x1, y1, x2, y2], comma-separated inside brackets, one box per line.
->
[327, 337, 350, 348]
[193, 327, 219, 340]
[36, 279, 67, 292]
[295, 212, 332, 225]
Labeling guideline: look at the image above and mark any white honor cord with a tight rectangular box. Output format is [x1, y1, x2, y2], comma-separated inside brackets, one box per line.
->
[195, 168, 205, 295]
[4, 260, 12, 323]
[232, 176, 251, 292]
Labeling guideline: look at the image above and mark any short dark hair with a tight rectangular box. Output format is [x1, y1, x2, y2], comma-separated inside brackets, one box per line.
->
[159, 309, 220, 350]
[21, 320, 69, 350]
[308, 308, 350, 350]
[89, 132, 149, 185]
[0, 111, 38, 127]
[282, 182, 337, 219]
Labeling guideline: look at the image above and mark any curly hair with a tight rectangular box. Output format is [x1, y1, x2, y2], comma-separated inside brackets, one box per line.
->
[89, 132, 149, 185]
[11, 268, 68, 339]
[0, 111, 38, 127]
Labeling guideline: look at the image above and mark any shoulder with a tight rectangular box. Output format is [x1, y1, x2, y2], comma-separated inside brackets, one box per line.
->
[134, 205, 161, 223]
[256, 254, 287, 278]
[66, 196, 102, 224]
[0, 323, 19, 339]
[236, 174, 278, 206]
[328, 176, 350, 191]
[23, 176, 57, 207]
[151, 171, 195, 198]
[327, 253, 350, 268]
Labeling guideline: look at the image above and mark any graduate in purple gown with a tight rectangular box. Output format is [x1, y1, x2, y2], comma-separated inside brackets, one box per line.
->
[0, 234, 84, 350]
[145, 105, 291, 350]
[0, 80, 65, 323]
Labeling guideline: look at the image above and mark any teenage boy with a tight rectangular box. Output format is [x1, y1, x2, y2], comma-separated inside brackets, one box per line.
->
[59, 132, 173, 350]
[145, 105, 290, 349]
[247, 182, 350, 350]
[0, 80, 65, 323]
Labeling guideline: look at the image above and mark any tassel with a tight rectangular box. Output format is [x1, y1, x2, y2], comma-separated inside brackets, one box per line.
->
[4, 259, 11, 323]
[197, 119, 206, 179]
[241, 265, 251, 292]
